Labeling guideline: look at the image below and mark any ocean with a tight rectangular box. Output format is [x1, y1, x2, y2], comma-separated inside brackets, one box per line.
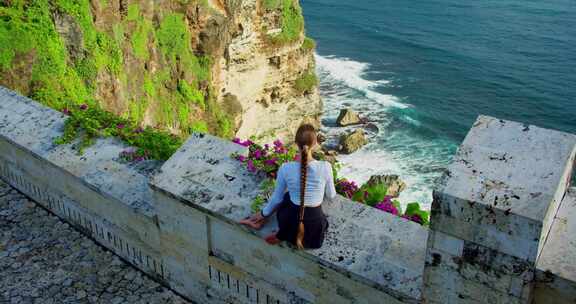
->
[301, 0, 576, 208]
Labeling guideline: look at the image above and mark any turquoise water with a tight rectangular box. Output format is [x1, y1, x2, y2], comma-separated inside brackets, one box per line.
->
[302, 0, 576, 207]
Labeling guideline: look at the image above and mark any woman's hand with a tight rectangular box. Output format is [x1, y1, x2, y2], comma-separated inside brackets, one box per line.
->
[239, 212, 266, 230]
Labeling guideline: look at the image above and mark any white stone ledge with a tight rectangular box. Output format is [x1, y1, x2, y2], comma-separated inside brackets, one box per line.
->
[151, 132, 428, 302]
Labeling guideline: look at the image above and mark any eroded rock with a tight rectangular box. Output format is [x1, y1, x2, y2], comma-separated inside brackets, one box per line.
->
[339, 129, 368, 154]
[336, 109, 362, 126]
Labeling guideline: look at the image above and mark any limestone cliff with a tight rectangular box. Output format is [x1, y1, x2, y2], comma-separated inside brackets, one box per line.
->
[0, 0, 321, 142]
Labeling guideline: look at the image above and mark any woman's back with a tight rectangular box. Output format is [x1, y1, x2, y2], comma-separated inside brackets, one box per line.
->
[280, 160, 335, 207]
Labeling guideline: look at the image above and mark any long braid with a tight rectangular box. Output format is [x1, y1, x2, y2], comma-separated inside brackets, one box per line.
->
[294, 124, 317, 250]
[295, 145, 309, 249]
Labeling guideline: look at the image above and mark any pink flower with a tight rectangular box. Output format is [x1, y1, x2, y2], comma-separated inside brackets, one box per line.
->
[273, 139, 283, 148]
[264, 158, 278, 166]
[237, 155, 246, 162]
[253, 149, 263, 159]
[79, 104, 88, 110]
[264, 144, 270, 150]
[402, 214, 423, 224]
[134, 127, 144, 134]
[233, 137, 241, 144]
[247, 160, 256, 172]
[62, 108, 70, 115]
[375, 202, 399, 215]
[117, 123, 125, 129]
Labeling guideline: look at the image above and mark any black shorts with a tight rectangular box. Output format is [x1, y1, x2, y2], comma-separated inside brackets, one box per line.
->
[276, 193, 329, 249]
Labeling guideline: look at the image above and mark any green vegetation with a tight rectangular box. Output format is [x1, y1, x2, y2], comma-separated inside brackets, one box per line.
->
[302, 37, 315, 51]
[55, 0, 123, 75]
[1, 0, 87, 109]
[156, 13, 209, 82]
[265, 0, 304, 45]
[127, 4, 152, 61]
[128, 99, 147, 124]
[178, 80, 205, 108]
[56, 104, 182, 160]
[294, 71, 318, 94]
[1, 0, 232, 159]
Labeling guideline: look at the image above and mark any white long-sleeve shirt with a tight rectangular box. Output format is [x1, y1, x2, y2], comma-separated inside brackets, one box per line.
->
[261, 160, 337, 217]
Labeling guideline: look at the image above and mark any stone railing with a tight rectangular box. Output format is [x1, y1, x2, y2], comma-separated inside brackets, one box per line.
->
[0, 86, 574, 303]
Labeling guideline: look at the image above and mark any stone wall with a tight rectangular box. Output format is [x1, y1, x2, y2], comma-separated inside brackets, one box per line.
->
[1, 86, 576, 303]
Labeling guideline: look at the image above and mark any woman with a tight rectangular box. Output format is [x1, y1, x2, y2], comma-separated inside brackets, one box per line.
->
[240, 124, 336, 249]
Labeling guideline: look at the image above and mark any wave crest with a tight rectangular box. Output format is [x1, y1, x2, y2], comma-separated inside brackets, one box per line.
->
[315, 54, 408, 109]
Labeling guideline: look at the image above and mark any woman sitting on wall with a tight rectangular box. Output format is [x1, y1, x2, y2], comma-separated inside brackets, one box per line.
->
[239, 124, 336, 249]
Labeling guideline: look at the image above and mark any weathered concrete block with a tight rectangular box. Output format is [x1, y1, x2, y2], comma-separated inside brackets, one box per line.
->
[535, 187, 576, 303]
[424, 115, 576, 304]
[433, 115, 576, 262]
[426, 239, 533, 298]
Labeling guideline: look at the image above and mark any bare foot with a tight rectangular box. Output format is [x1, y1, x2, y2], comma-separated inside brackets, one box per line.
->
[265, 233, 281, 245]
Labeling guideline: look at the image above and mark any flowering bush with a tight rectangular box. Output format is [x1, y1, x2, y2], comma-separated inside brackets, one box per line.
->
[232, 137, 430, 226]
[232, 138, 297, 178]
[335, 179, 359, 199]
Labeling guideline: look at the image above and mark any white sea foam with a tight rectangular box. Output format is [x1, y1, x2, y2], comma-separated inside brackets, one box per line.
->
[315, 54, 408, 109]
[315, 53, 436, 209]
[336, 148, 433, 209]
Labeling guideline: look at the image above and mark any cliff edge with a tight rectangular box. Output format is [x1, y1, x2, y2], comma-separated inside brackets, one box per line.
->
[0, 0, 321, 142]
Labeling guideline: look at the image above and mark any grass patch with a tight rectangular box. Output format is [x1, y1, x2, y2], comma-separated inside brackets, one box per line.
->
[294, 71, 318, 94]
[126, 3, 152, 61]
[267, 0, 304, 45]
[1, 0, 93, 109]
[302, 37, 315, 51]
[178, 80, 205, 108]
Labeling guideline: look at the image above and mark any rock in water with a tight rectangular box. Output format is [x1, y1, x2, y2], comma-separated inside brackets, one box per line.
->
[339, 129, 368, 154]
[367, 175, 407, 197]
[336, 109, 362, 126]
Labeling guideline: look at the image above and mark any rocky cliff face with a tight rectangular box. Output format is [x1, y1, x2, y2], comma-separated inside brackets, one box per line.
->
[0, 0, 321, 142]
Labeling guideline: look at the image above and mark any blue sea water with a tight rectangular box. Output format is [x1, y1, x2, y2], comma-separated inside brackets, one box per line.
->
[301, 0, 576, 208]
